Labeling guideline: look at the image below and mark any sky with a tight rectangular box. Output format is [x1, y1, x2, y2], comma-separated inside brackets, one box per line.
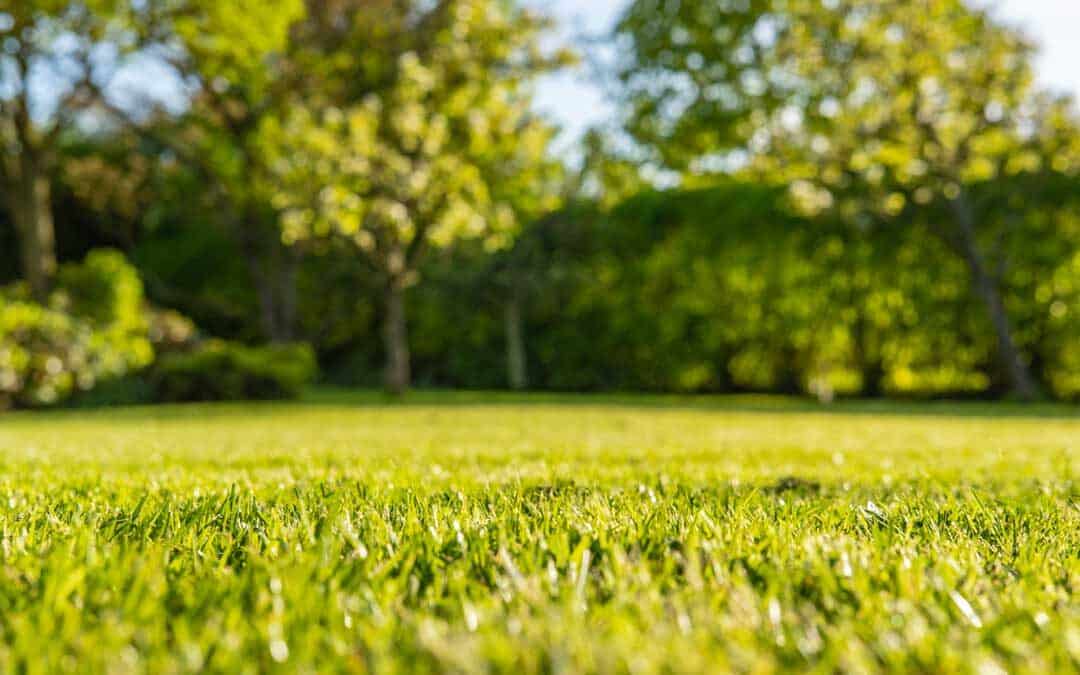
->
[526, 0, 1080, 156]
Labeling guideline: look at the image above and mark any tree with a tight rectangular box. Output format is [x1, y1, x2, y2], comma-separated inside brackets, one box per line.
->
[570, 130, 651, 210]
[170, 0, 305, 343]
[0, 0, 303, 314]
[266, 0, 568, 394]
[0, 1, 143, 300]
[614, 0, 1080, 399]
[98, 0, 305, 342]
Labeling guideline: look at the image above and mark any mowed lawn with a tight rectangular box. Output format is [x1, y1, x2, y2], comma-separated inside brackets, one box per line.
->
[0, 392, 1077, 674]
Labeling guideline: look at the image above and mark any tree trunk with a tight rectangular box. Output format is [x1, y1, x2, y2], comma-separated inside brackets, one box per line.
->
[505, 291, 528, 390]
[239, 214, 300, 344]
[10, 165, 57, 302]
[277, 247, 299, 343]
[251, 249, 298, 344]
[966, 255, 1040, 400]
[852, 313, 885, 397]
[949, 196, 1040, 400]
[382, 277, 411, 395]
[253, 271, 280, 342]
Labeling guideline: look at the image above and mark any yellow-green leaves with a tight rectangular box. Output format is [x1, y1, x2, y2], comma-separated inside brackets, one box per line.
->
[264, 0, 566, 277]
[172, 0, 303, 97]
[617, 0, 1079, 208]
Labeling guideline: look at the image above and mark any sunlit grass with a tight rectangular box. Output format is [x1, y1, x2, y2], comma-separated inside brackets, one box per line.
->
[0, 391, 1077, 673]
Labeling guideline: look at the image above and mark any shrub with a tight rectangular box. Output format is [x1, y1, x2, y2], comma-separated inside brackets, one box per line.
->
[67, 374, 157, 409]
[146, 306, 199, 354]
[66, 306, 202, 409]
[55, 249, 146, 327]
[1048, 344, 1080, 402]
[0, 250, 152, 409]
[151, 341, 316, 402]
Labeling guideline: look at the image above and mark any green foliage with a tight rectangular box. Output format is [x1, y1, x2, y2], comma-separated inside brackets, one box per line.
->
[67, 373, 157, 409]
[0, 250, 152, 408]
[159, 0, 305, 215]
[146, 306, 199, 354]
[386, 186, 997, 396]
[171, 0, 304, 101]
[614, 0, 784, 168]
[151, 340, 316, 402]
[615, 0, 1080, 180]
[572, 130, 652, 209]
[55, 248, 147, 325]
[614, 0, 1080, 398]
[264, 0, 569, 283]
[7, 0, 1077, 404]
[132, 206, 266, 341]
[254, 0, 572, 391]
[0, 394, 1077, 671]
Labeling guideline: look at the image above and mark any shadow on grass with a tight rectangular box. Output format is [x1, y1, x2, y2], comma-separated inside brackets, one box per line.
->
[4, 386, 1077, 424]
[298, 387, 1079, 418]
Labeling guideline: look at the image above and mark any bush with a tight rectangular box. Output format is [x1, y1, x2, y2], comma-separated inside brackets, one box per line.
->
[0, 250, 152, 409]
[146, 306, 199, 354]
[67, 374, 156, 409]
[1048, 343, 1080, 402]
[1, 249, 314, 409]
[151, 341, 316, 402]
[55, 249, 146, 327]
[66, 306, 203, 409]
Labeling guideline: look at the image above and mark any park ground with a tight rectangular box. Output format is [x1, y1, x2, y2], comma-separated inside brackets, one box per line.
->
[0, 391, 1077, 673]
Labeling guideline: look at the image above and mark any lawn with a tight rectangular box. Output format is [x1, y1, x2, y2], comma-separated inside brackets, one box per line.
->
[0, 391, 1077, 673]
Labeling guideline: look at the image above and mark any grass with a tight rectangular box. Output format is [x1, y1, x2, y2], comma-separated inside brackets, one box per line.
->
[0, 390, 1077, 673]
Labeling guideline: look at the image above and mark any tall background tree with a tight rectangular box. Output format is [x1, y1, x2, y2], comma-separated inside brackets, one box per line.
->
[0, 1, 304, 303]
[92, 0, 306, 342]
[5, 0, 1079, 407]
[614, 0, 1080, 399]
[266, 0, 570, 393]
[0, 0, 156, 300]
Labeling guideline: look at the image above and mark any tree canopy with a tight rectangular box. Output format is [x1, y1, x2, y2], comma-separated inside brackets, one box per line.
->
[613, 0, 1080, 398]
[2, 0, 1079, 405]
[263, 0, 569, 392]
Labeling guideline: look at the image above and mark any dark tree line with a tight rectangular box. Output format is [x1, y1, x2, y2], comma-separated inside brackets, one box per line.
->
[3, 0, 1079, 403]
